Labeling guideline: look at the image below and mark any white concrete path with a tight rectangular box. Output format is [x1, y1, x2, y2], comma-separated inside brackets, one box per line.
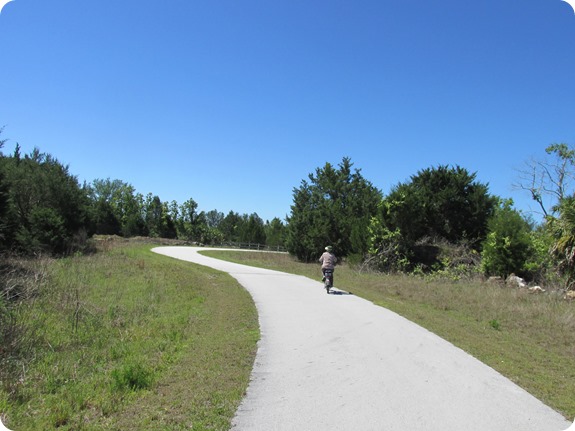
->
[152, 246, 571, 431]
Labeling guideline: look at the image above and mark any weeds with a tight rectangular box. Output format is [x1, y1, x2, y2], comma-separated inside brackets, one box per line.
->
[0, 256, 50, 400]
[489, 319, 501, 330]
[111, 361, 153, 391]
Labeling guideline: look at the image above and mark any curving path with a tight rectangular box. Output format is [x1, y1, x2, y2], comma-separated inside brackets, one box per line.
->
[152, 246, 571, 431]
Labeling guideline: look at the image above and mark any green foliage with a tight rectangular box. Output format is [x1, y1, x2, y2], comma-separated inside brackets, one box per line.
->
[170, 208, 270, 245]
[17, 207, 67, 253]
[143, 193, 177, 239]
[111, 361, 153, 391]
[548, 196, 575, 288]
[0, 146, 90, 255]
[0, 127, 10, 243]
[175, 197, 201, 240]
[285, 181, 321, 262]
[218, 211, 241, 242]
[90, 199, 122, 235]
[265, 218, 287, 248]
[383, 165, 496, 246]
[371, 165, 496, 270]
[524, 226, 555, 282]
[481, 201, 535, 279]
[488, 319, 501, 331]
[545, 143, 575, 212]
[237, 213, 266, 244]
[367, 214, 411, 272]
[516, 142, 575, 286]
[286, 157, 382, 261]
[0, 168, 10, 243]
[0, 130, 284, 252]
[87, 178, 160, 238]
[88, 178, 139, 236]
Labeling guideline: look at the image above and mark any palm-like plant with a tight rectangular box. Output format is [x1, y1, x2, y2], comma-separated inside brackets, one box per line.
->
[549, 196, 575, 288]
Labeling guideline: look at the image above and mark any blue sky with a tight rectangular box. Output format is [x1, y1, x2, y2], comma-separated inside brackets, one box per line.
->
[0, 0, 574, 222]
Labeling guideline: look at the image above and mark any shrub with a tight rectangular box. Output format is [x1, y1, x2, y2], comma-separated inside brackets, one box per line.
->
[481, 202, 534, 279]
[366, 222, 411, 272]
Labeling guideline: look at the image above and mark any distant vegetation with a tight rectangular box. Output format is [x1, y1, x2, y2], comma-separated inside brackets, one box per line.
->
[0, 132, 287, 257]
[1, 128, 574, 288]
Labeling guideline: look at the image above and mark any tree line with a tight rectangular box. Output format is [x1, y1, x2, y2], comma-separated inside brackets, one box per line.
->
[0, 139, 286, 255]
[1, 129, 574, 289]
[285, 151, 575, 290]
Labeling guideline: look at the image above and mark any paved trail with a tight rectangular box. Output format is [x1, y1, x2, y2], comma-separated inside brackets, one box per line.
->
[152, 246, 571, 431]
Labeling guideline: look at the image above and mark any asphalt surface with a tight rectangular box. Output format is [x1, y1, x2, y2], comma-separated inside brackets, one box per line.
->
[152, 246, 572, 431]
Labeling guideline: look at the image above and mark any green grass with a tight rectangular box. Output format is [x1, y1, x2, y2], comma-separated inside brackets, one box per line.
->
[201, 250, 575, 420]
[3, 245, 573, 428]
[1, 242, 258, 430]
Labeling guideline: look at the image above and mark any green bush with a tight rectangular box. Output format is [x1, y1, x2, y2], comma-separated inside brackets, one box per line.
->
[17, 207, 66, 254]
[481, 202, 534, 279]
[367, 221, 411, 272]
[379, 165, 496, 251]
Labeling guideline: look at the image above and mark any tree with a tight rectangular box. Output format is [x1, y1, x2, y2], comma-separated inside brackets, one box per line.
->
[549, 196, 575, 288]
[265, 218, 286, 248]
[481, 200, 534, 279]
[87, 179, 145, 237]
[515, 143, 575, 217]
[205, 210, 224, 229]
[0, 168, 9, 244]
[515, 143, 575, 287]
[385, 165, 495, 245]
[237, 213, 266, 244]
[220, 211, 241, 242]
[0, 135, 11, 244]
[143, 194, 177, 239]
[286, 157, 382, 262]
[2, 147, 90, 254]
[177, 198, 204, 241]
[370, 165, 496, 270]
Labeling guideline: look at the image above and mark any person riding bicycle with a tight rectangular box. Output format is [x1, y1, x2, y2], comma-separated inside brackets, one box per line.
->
[319, 246, 337, 281]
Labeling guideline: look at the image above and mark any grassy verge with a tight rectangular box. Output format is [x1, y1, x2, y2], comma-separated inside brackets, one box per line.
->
[1, 242, 258, 430]
[201, 250, 575, 420]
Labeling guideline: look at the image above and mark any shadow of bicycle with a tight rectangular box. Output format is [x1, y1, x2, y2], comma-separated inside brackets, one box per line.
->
[327, 289, 353, 296]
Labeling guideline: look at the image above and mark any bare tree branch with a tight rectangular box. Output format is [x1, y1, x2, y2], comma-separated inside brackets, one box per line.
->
[513, 143, 575, 218]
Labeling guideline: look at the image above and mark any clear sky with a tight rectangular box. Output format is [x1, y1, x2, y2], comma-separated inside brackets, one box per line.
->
[0, 0, 574, 222]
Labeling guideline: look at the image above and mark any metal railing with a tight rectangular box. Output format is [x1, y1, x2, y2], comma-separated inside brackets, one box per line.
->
[213, 242, 287, 252]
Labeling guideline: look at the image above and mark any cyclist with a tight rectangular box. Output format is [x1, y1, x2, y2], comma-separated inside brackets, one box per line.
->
[319, 246, 337, 282]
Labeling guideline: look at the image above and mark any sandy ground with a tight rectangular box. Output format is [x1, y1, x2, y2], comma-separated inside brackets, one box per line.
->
[152, 246, 572, 431]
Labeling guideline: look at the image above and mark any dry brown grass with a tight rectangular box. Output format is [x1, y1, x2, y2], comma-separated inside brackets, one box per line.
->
[0, 255, 52, 398]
